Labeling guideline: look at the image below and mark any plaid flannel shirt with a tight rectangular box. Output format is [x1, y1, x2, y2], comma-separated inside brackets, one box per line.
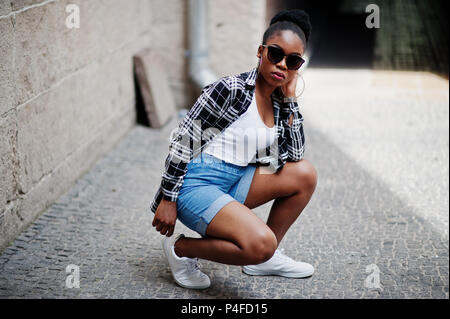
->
[150, 66, 305, 214]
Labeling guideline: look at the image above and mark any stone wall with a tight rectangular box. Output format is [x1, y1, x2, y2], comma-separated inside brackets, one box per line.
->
[208, 0, 266, 77]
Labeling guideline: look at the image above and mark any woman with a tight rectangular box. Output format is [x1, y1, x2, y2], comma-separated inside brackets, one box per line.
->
[150, 9, 318, 289]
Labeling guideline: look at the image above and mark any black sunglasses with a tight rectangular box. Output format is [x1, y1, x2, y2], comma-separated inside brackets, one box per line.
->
[261, 44, 305, 70]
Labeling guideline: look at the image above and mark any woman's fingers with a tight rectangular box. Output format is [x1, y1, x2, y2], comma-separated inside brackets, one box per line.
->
[159, 225, 169, 236]
[161, 222, 176, 236]
[166, 225, 175, 237]
[153, 219, 175, 236]
[153, 201, 178, 236]
[155, 221, 163, 232]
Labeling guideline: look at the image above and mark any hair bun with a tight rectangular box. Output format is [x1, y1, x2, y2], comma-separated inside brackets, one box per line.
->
[270, 9, 312, 42]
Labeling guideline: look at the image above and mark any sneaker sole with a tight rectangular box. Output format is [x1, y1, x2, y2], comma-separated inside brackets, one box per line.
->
[162, 238, 211, 290]
[173, 279, 210, 290]
[242, 267, 314, 278]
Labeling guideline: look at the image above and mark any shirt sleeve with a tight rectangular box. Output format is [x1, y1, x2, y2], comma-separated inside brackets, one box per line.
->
[279, 101, 305, 162]
[160, 78, 233, 202]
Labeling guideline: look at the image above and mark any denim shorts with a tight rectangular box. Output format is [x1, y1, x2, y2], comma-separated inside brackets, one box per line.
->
[176, 152, 257, 238]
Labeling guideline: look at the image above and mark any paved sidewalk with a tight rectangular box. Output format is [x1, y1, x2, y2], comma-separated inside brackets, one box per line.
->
[0, 69, 448, 299]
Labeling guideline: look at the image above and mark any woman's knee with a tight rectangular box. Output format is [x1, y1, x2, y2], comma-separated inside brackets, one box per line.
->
[242, 228, 277, 264]
[292, 159, 318, 193]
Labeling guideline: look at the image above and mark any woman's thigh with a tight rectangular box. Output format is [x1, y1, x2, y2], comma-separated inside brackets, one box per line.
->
[205, 200, 277, 251]
[243, 159, 317, 209]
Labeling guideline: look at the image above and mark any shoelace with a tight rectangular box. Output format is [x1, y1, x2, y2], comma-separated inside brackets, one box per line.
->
[185, 258, 202, 274]
[274, 248, 294, 263]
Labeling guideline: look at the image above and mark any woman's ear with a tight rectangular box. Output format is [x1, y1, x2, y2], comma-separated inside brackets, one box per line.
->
[257, 45, 262, 59]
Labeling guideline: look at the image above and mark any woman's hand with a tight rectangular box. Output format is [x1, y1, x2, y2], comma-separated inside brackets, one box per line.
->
[280, 72, 299, 126]
[281, 72, 298, 97]
[152, 199, 177, 237]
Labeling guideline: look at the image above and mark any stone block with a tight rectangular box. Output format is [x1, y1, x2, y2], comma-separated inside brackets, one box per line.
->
[98, 0, 142, 55]
[134, 0, 154, 34]
[0, 111, 17, 209]
[16, 108, 135, 230]
[150, 0, 185, 25]
[13, 0, 144, 107]
[134, 48, 176, 128]
[0, 17, 15, 115]
[16, 42, 136, 193]
[209, 0, 266, 77]
[0, 1, 12, 16]
[11, 0, 42, 11]
[14, 0, 63, 106]
[1, 108, 135, 252]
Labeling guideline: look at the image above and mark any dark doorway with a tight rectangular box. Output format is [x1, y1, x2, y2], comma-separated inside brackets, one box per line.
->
[266, 0, 449, 78]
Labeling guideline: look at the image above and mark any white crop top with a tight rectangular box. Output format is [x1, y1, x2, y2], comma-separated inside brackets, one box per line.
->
[203, 92, 277, 166]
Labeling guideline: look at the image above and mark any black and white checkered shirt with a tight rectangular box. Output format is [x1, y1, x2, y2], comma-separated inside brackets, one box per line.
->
[150, 66, 305, 214]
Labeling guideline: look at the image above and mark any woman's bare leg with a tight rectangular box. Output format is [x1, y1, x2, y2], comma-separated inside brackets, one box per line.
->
[173, 159, 317, 265]
[244, 159, 318, 244]
[174, 200, 278, 266]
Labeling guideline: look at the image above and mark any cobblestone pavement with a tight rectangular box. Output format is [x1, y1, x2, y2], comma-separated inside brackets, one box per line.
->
[0, 69, 448, 299]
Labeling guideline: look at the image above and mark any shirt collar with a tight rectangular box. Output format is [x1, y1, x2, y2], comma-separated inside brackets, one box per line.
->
[244, 66, 258, 88]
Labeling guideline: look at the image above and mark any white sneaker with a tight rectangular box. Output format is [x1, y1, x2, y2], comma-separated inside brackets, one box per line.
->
[242, 248, 314, 278]
[162, 234, 211, 289]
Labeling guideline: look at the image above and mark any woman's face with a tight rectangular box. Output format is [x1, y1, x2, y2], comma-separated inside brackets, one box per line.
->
[257, 30, 305, 89]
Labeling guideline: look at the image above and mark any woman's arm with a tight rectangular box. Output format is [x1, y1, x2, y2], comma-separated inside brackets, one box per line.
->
[279, 100, 305, 162]
[159, 78, 233, 203]
[153, 78, 232, 236]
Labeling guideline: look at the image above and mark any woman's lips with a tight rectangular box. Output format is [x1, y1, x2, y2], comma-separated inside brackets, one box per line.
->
[271, 72, 285, 81]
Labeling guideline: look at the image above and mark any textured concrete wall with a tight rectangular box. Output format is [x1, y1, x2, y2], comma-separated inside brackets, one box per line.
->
[209, 0, 266, 78]
[0, 0, 266, 252]
[0, 0, 187, 252]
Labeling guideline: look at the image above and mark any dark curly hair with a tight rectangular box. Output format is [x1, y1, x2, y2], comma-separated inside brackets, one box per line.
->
[262, 9, 312, 47]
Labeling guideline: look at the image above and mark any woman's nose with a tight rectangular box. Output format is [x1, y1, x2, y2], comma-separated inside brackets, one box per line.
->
[276, 56, 288, 70]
